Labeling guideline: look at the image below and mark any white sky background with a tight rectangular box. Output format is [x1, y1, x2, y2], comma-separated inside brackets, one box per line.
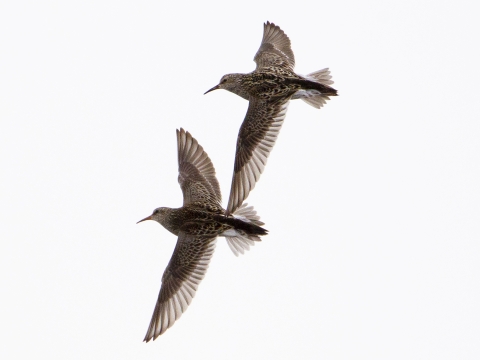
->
[1, 0, 479, 358]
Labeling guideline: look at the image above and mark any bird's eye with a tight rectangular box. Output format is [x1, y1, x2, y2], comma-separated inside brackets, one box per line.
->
[221, 78, 227, 83]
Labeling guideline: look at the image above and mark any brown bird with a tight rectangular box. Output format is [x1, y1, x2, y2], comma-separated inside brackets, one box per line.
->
[205, 21, 338, 215]
[137, 128, 267, 341]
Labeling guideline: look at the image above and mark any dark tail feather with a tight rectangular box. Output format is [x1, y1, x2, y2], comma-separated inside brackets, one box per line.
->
[302, 79, 338, 96]
[224, 203, 268, 256]
[289, 68, 338, 108]
[291, 68, 338, 96]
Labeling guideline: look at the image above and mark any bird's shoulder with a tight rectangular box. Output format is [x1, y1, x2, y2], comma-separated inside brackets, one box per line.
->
[183, 202, 225, 216]
[243, 68, 299, 85]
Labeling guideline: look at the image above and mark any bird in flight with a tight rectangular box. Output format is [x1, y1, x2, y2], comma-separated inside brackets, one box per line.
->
[137, 128, 268, 341]
[205, 21, 338, 215]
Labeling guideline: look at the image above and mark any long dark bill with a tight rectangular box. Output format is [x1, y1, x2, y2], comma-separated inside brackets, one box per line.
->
[204, 84, 220, 95]
[136, 215, 153, 224]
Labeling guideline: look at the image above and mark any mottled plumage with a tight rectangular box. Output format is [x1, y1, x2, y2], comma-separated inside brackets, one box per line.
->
[137, 128, 267, 341]
[205, 22, 338, 214]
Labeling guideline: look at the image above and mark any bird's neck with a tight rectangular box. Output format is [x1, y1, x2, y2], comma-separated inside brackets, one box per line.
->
[226, 73, 251, 100]
[159, 207, 182, 235]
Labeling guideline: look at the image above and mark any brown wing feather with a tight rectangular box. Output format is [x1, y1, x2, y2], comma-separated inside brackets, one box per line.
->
[254, 21, 295, 71]
[226, 97, 289, 214]
[144, 232, 217, 341]
[177, 128, 222, 206]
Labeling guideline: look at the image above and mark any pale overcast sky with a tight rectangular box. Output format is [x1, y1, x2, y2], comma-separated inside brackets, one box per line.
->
[1, 1, 479, 359]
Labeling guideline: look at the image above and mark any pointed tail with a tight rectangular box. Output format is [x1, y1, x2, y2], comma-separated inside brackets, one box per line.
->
[298, 68, 337, 109]
[225, 203, 267, 257]
[306, 68, 334, 85]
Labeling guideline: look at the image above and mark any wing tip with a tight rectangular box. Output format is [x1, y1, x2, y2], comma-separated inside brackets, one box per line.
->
[263, 21, 290, 40]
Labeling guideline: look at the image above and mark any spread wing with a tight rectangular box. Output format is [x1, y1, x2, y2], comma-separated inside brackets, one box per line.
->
[144, 232, 217, 341]
[254, 21, 295, 72]
[177, 128, 222, 206]
[226, 97, 289, 214]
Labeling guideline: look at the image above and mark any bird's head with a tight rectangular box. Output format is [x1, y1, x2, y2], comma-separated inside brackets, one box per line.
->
[137, 207, 169, 225]
[204, 74, 243, 95]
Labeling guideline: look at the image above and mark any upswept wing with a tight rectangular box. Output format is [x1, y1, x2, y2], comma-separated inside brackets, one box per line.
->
[144, 232, 217, 341]
[226, 97, 289, 214]
[177, 128, 222, 206]
[254, 21, 295, 72]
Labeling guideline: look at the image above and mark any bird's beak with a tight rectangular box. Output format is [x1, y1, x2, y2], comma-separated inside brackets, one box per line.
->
[204, 84, 220, 95]
[137, 215, 153, 224]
